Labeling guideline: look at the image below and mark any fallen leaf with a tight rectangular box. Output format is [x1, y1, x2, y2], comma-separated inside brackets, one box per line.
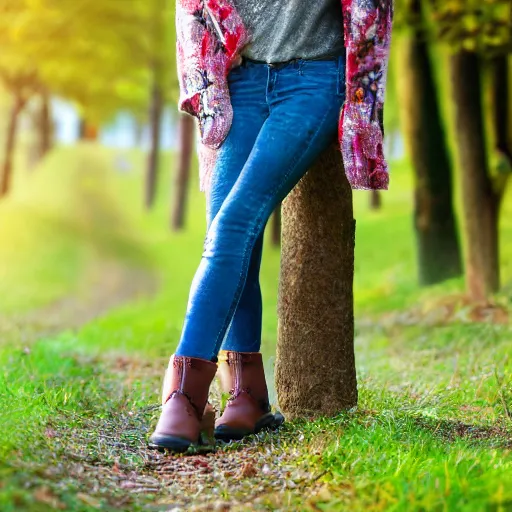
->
[239, 462, 257, 478]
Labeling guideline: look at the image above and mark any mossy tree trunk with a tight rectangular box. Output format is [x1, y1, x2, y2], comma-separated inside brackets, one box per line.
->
[397, 0, 462, 285]
[171, 113, 194, 230]
[275, 143, 357, 419]
[449, 51, 500, 300]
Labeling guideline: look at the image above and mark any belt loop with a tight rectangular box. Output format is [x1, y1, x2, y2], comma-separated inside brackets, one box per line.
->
[298, 58, 304, 76]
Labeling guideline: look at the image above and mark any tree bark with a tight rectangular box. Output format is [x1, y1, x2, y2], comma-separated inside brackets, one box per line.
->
[270, 203, 282, 246]
[171, 113, 194, 230]
[0, 96, 24, 198]
[145, 74, 163, 209]
[450, 51, 500, 300]
[397, 0, 462, 285]
[275, 143, 357, 419]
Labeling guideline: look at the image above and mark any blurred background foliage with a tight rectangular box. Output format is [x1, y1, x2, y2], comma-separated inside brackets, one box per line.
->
[0, 1, 512, 509]
[0, 0, 176, 122]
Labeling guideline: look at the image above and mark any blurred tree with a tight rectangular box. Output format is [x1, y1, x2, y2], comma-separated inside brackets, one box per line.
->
[146, 64, 164, 209]
[449, 52, 499, 300]
[431, 0, 511, 299]
[0, 1, 41, 196]
[38, 90, 52, 159]
[171, 113, 195, 230]
[0, 0, 177, 198]
[394, 0, 511, 298]
[369, 190, 382, 210]
[0, 72, 38, 197]
[396, 0, 462, 285]
[270, 204, 282, 246]
[24, 92, 53, 170]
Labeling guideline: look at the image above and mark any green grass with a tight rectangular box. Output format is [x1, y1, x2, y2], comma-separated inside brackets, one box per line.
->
[0, 144, 511, 511]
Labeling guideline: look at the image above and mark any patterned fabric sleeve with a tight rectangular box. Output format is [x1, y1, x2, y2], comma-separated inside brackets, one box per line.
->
[340, 0, 393, 190]
[176, 0, 249, 149]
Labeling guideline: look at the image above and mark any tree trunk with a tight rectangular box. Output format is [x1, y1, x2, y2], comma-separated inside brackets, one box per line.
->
[79, 117, 87, 139]
[450, 51, 500, 300]
[275, 143, 357, 419]
[488, 56, 511, 201]
[0, 97, 24, 198]
[270, 203, 282, 246]
[397, 0, 462, 285]
[369, 190, 382, 210]
[171, 113, 194, 230]
[490, 56, 510, 160]
[39, 90, 52, 159]
[145, 73, 164, 209]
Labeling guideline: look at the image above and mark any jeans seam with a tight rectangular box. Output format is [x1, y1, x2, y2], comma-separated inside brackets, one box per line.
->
[210, 99, 339, 358]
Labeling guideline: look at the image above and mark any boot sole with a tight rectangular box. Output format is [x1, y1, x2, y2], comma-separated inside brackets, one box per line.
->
[147, 434, 193, 453]
[147, 431, 215, 454]
[214, 412, 285, 442]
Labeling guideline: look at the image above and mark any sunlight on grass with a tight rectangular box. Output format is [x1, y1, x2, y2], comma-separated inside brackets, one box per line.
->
[0, 145, 511, 511]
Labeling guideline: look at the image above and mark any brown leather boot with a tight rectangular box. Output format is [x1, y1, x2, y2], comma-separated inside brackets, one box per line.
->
[148, 355, 217, 453]
[214, 351, 284, 442]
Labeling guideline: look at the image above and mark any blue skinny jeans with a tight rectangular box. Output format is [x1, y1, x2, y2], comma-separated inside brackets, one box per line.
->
[175, 54, 346, 361]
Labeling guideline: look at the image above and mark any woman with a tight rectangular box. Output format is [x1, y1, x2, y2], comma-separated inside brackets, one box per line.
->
[149, 0, 393, 453]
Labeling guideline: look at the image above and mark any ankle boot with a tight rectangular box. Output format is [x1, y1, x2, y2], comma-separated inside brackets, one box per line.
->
[214, 351, 284, 441]
[149, 355, 217, 452]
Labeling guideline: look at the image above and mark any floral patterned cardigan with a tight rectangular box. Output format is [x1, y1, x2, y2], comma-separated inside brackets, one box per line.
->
[176, 0, 394, 191]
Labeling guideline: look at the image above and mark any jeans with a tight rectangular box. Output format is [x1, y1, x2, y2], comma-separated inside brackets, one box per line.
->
[175, 54, 346, 361]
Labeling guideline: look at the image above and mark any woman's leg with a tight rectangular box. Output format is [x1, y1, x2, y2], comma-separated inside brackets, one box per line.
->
[176, 60, 269, 360]
[175, 57, 345, 362]
[219, 234, 263, 353]
[149, 61, 270, 452]
[207, 113, 266, 355]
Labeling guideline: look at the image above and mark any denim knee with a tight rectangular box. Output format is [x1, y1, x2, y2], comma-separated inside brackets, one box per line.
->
[203, 210, 260, 261]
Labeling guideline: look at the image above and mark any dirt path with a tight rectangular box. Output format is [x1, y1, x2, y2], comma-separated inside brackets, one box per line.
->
[0, 257, 323, 510]
[27, 352, 327, 512]
[1, 265, 325, 511]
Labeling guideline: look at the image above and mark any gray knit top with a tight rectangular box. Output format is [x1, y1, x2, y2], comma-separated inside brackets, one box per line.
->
[234, 0, 345, 63]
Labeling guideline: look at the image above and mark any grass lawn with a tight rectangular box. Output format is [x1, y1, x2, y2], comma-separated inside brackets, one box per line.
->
[0, 144, 511, 511]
